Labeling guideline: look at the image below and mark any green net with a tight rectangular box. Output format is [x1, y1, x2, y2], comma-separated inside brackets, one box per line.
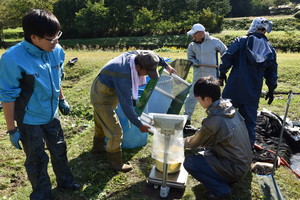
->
[134, 67, 165, 116]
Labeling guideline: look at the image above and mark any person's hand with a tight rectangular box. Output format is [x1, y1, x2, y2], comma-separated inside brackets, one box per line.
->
[165, 65, 177, 75]
[139, 124, 150, 133]
[265, 89, 274, 105]
[218, 72, 227, 86]
[183, 125, 198, 135]
[59, 99, 70, 115]
[7, 129, 22, 150]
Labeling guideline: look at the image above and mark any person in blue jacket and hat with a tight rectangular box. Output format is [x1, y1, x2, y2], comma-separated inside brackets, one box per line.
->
[219, 17, 278, 148]
[90, 50, 176, 172]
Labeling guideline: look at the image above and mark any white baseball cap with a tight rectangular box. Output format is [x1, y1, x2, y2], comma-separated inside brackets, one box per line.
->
[187, 24, 205, 35]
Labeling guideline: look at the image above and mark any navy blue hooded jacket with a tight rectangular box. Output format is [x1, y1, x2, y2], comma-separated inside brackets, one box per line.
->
[219, 32, 278, 106]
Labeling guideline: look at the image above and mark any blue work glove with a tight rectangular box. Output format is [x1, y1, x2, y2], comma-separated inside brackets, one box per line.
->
[7, 129, 22, 150]
[59, 99, 70, 115]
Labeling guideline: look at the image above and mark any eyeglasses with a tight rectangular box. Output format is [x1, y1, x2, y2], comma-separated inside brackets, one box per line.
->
[42, 31, 62, 43]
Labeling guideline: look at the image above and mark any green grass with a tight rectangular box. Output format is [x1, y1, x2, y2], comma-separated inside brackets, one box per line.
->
[0, 49, 300, 200]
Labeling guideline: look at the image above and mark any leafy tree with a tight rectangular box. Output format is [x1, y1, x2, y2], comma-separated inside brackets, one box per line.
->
[133, 7, 157, 35]
[1, 0, 31, 29]
[273, 0, 290, 7]
[75, 0, 109, 37]
[104, 0, 137, 36]
[156, 0, 188, 21]
[198, 8, 224, 33]
[250, 0, 273, 16]
[229, 0, 251, 17]
[0, 0, 57, 42]
[205, 0, 231, 17]
[173, 10, 201, 34]
[33, 0, 57, 10]
[0, 1, 5, 41]
[154, 19, 177, 35]
[54, 0, 88, 38]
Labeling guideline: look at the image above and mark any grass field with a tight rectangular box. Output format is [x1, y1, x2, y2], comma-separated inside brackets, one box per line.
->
[0, 49, 300, 200]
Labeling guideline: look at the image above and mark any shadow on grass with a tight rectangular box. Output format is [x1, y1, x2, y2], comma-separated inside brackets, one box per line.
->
[228, 172, 253, 200]
[50, 145, 150, 200]
[105, 179, 185, 200]
[189, 171, 253, 200]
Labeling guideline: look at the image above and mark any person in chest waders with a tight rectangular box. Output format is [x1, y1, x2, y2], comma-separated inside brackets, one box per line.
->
[90, 50, 176, 172]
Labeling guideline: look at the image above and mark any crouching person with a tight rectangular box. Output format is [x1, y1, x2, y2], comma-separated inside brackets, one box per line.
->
[183, 76, 253, 199]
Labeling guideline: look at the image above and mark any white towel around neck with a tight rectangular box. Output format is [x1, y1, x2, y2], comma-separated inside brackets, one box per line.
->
[130, 55, 146, 100]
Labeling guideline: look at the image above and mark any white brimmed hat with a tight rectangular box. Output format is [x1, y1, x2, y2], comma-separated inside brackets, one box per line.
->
[187, 24, 205, 35]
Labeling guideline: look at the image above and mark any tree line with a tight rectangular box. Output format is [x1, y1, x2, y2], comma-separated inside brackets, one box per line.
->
[0, 0, 299, 41]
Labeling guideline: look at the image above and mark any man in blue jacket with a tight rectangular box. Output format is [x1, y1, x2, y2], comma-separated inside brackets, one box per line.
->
[90, 50, 176, 172]
[219, 17, 278, 148]
[0, 9, 79, 200]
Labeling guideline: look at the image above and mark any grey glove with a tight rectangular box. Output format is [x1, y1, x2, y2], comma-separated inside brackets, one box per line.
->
[59, 99, 70, 115]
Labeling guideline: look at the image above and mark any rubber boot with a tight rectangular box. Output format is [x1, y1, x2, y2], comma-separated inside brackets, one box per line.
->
[91, 136, 106, 154]
[106, 151, 132, 172]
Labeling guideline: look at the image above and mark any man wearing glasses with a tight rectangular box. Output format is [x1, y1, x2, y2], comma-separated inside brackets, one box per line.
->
[0, 9, 79, 200]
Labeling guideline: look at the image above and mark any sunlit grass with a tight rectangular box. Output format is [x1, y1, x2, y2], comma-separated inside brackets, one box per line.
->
[0, 49, 299, 200]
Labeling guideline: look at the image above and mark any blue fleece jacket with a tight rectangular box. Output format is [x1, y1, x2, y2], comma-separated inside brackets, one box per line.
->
[0, 40, 64, 125]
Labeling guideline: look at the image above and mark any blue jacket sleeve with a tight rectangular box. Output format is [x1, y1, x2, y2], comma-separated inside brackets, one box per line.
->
[0, 53, 22, 102]
[158, 55, 168, 67]
[264, 45, 278, 90]
[114, 77, 143, 128]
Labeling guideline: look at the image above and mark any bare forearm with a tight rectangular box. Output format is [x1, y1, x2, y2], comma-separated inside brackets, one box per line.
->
[59, 86, 65, 100]
[2, 102, 16, 130]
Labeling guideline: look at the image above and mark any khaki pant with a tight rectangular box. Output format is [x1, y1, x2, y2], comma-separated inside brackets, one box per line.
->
[90, 78, 122, 153]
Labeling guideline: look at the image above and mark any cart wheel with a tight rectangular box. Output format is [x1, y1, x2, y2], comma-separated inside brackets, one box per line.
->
[154, 184, 159, 189]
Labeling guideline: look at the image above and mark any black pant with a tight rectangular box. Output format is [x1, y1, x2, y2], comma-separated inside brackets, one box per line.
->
[20, 118, 74, 200]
